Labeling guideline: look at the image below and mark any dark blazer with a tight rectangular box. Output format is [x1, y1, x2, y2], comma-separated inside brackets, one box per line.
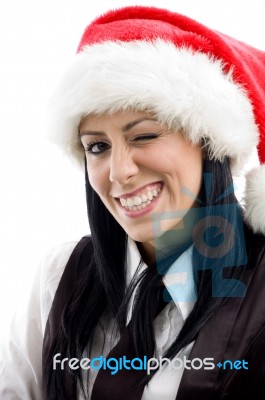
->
[43, 223, 265, 400]
[178, 223, 265, 399]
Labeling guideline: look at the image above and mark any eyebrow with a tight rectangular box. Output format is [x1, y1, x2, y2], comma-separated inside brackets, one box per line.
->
[79, 117, 157, 137]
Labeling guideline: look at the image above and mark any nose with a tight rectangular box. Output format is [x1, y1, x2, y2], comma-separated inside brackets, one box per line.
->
[109, 146, 139, 184]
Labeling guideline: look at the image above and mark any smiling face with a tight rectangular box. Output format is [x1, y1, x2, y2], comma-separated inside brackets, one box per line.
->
[79, 110, 203, 260]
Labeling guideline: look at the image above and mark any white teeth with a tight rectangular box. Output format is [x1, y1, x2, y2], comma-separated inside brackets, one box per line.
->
[141, 194, 147, 202]
[119, 186, 162, 210]
[127, 198, 134, 207]
[147, 191, 153, 200]
[134, 196, 142, 206]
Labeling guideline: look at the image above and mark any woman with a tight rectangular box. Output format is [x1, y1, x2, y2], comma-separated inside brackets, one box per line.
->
[1, 5, 265, 400]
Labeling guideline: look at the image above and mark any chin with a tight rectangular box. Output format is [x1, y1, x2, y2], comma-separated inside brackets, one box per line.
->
[125, 225, 159, 243]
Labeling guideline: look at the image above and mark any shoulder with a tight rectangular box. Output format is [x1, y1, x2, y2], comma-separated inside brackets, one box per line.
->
[41, 241, 78, 294]
[211, 225, 265, 395]
[236, 224, 265, 341]
[40, 236, 93, 325]
[42, 236, 93, 282]
[224, 223, 265, 344]
[0, 239, 84, 399]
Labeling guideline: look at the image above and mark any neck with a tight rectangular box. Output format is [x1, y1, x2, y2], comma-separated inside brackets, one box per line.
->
[137, 206, 200, 266]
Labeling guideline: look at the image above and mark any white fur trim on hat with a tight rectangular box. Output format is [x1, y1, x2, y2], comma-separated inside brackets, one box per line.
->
[47, 40, 259, 173]
[244, 165, 265, 234]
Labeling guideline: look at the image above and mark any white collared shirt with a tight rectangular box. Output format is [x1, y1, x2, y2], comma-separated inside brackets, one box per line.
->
[0, 239, 196, 400]
[128, 240, 196, 400]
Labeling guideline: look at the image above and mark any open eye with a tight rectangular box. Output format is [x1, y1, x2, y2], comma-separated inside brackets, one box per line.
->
[85, 141, 110, 155]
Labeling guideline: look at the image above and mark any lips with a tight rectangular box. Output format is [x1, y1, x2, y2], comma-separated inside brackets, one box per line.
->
[116, 182, 163, 212]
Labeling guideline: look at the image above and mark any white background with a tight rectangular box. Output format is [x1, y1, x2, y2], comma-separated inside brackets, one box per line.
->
[0, 0, 264, 337]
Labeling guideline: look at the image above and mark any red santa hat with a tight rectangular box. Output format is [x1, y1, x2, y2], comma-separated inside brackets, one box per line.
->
[48, 6, 265, 234]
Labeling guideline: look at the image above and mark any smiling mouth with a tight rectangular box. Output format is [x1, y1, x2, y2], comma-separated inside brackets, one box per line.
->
[118, 183, 162, 211]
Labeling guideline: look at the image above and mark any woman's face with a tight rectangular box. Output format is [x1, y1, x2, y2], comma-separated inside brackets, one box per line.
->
[79, 110, 203, 250]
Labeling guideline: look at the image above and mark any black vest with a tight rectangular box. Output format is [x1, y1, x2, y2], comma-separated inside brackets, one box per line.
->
[42, 236, 165, 400]
[42, 226, 265, 400]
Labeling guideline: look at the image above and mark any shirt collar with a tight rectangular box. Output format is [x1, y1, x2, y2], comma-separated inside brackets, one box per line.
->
[126, 238, 197, 321]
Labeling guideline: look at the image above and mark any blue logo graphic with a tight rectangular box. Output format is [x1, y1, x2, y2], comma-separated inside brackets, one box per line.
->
[152, 173, 248, 301]
[216, 360, 248, 370]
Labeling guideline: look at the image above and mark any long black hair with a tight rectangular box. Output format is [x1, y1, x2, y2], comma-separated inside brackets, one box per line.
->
[43, 155, 247, 399]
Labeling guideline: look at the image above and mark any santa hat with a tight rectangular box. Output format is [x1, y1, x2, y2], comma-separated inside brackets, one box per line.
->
[48, 6, 265, 234]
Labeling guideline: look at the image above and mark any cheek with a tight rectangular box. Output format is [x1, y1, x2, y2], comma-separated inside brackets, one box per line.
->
[178, 146, 203, 194]
[86, 163, 108, 197]
[154, 141, 202, 193]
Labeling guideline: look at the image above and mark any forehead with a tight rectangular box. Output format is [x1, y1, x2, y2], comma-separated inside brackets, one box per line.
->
[79, 109, 159, 132]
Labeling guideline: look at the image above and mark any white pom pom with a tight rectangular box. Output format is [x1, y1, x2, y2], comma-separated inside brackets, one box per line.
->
[244, 165, 265, 234]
